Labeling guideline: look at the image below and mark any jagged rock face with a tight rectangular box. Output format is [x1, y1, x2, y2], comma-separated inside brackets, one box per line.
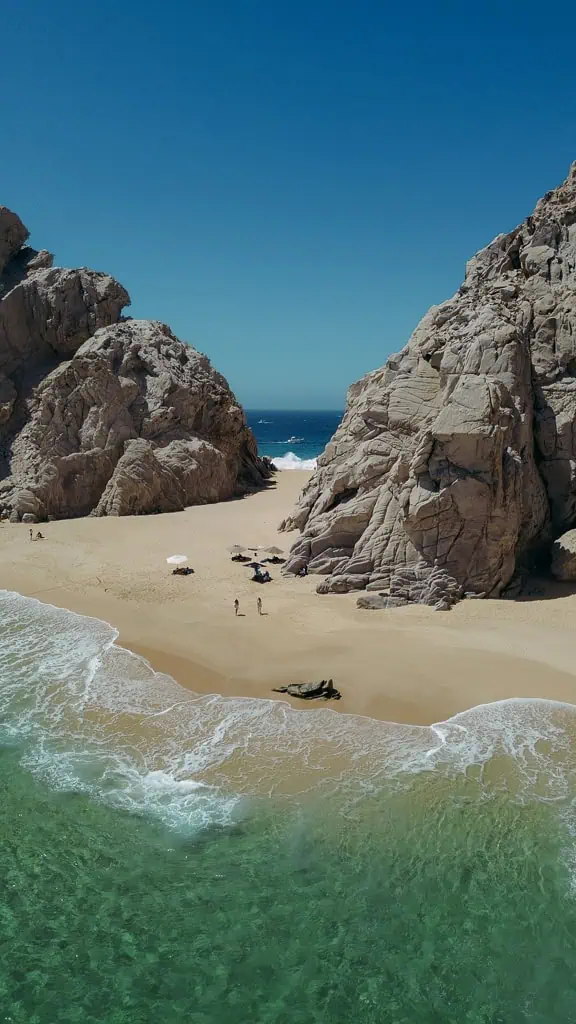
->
[0, 267, 129, 375]
[0, 208, 29, 276]
[0, 208, 268, 519]
[282, 162, 576, 605]
[550, 530, 576, 581]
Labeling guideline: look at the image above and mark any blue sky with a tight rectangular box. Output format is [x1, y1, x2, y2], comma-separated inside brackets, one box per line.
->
[2, 1, 576, 409]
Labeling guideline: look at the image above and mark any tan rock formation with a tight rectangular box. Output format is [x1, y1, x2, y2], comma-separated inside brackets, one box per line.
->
[0, 208, 29, 276]
[282, 162, 576, 605]
[0, 209, 269, 520]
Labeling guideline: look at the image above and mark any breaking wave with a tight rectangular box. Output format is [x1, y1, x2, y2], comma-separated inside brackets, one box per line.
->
[272, 451, 317, 470]
[1, 590, 576, 838]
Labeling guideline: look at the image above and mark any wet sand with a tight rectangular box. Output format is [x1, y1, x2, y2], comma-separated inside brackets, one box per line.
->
[2, 472, 576, 725]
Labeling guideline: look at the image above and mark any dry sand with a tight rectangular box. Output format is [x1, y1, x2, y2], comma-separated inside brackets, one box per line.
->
[2, 472, 576, 725]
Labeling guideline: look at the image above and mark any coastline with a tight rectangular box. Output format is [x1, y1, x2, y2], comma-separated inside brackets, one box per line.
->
[2, 471, 576, 725]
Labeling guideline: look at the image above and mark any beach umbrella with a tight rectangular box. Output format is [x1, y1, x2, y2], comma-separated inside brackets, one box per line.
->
[166, 554, 188, 565]
[228, 545, 246, 554]
[247, 562, 263, 570]
[266, 545, 284, 555]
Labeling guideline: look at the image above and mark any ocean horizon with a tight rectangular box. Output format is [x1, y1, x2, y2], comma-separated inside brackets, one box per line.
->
[248, 409, 343, 469]
[5, 3, 576, 1017]
[1, 587, 576, 1019]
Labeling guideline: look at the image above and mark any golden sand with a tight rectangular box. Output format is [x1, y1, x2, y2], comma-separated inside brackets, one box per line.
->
[2, 472, 576, 724]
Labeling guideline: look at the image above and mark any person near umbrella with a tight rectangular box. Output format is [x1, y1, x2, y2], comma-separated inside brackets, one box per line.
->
[229, 545, 248, 563]
[166, 554, 193, 575]
[257, 597, 263, 616]
[266, 545, 285, 565]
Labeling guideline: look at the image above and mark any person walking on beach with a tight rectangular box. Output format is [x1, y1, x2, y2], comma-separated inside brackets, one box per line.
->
[257, 597, 263, 616]
[234, 599, 240, 616]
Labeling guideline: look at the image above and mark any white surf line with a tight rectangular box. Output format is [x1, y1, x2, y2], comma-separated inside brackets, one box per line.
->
[143, 698, 208, 719]
[5, 590, 576, 737]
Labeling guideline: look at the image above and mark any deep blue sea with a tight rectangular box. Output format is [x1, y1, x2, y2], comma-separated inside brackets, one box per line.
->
[247, 409, 342, 468]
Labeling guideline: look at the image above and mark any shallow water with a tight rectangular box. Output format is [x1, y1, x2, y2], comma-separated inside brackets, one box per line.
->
[1, 590, 576, 1021]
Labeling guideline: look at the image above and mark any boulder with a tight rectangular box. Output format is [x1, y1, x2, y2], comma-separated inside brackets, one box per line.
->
[282, 161, 576, 605]
[271, 680, 341, 700]
[550, 530, 576, 581]
[0, 267, 129, 375]
[0, 205, 270, 519]
[1, 320, 269, 519]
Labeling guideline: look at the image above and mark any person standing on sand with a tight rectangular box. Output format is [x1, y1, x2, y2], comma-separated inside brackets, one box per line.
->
[257, 597, 263, 616]
[234, 599, 239, 616]
[29, 529, 33, 541]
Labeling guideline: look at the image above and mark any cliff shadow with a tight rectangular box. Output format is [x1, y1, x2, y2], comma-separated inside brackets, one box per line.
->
[511, 576, 576, 602]
[226, 478, 279, 503]
[0, 354, 62, 482]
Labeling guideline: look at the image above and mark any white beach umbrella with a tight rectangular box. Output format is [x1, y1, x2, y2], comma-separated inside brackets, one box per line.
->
[267, 545, 284, 555]
[228, 545, 246, 554]
[166, 554, 188, 565]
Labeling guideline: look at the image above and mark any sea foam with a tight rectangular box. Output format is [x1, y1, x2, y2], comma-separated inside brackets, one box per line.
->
[272, 451, 317, 470]
[1, 590, 576, 833]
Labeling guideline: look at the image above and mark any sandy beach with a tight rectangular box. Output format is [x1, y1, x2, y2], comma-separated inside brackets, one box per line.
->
[1, 471, 576, 725]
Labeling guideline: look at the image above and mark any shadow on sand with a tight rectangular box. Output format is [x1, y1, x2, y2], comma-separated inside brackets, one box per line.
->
[509, 576, 576, 603]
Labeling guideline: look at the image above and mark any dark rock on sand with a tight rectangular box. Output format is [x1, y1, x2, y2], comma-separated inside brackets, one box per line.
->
[272, 679, 341, 700]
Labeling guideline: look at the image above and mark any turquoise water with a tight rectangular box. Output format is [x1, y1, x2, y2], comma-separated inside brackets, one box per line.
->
[1, 591, 576, 1021]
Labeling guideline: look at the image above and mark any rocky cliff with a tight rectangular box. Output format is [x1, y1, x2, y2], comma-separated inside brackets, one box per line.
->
[0, 208, 269, 521]
[282, 162, 576, 606]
